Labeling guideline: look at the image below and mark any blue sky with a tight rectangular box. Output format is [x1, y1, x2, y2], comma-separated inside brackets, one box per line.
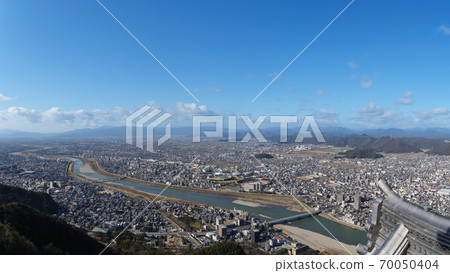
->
[0, 0, 449, 132]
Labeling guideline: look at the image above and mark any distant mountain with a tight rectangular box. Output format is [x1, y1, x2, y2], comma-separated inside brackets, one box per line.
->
[56, 126, 207, 138]
[57, 126, 125, 138]
[0, 129, 43, 138]
[0, 184, 58, 215]
[330, 135, 422, 153]
[320, 127, 356, 136]
[328, 134, 375, 148]
[398, 137, 445, 150]
[427, 143, 450, 155]
[371, 136, 422, 153]
[0, 202, 108, 254]
[1, 125, 450, 140]
[336, 148, 383, 159]
[355, 128, 450, 139]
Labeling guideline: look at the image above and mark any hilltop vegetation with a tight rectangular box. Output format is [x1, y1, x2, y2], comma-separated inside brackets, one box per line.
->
[330, 135, 424, 153]
[0, 221, 38, 254]
[337, 149, 383, 159]
[330, 135, 450, 155]
[254, 153, 274, 159]
[0, 184, 109, 254]
[102, 229, 168, 255]
[427, 143, 450, 155]
[0, 183, 58, 214]
[187, 241, 245, 255]
[0, 202, 108, 254]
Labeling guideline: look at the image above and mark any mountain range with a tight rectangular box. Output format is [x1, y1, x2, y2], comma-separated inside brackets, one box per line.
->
[1, 126, 449, 155]
[1, 126, 450, 139]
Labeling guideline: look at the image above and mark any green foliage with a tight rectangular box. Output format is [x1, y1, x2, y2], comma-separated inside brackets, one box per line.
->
[0, 202, 108, 254]
[331, 135, 422, 153]
[108, 229, 166, 255]
[186, 241, 245, 255]
[337, 149, 383, 159]
[254, 153, 274, 159]
[427, 143, 450, 155]
[0, 184, 167, 255]
[0, 184, 58, 214]
[0, 222, 38, 254]
[178, 216, 202, 231]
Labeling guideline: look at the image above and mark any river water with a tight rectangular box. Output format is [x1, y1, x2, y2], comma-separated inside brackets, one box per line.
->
[69, 157, 367, 245]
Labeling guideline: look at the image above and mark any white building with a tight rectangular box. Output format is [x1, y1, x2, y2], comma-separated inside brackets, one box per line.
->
[243, 182, 261, 192]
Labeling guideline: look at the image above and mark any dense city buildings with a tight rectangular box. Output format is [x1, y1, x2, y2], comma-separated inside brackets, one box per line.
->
[1, 138, 449, 254]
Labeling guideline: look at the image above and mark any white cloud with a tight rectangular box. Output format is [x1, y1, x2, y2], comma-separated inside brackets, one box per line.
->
[0, 103, 221, 132]
[437, 25, 450, 36]
[395, 91, 414, 105]
[416, 107, 449, 119]
[395, 98, 413, 105]
[315, 89, 326, 95]
[0, 93, 13, 101]
[112, 106, 131, 116]
[360, 79, 373, 89]
[1, 106, 41, 123]
[414, 107, 450, 127]
[173, 102, 218, 125]
[315, 109, 338, 124]
[41, 107, 112, 125]
[360, 102, 384, 115]
[348, 61, 357, 69]
[353, 103, 450, 128]
[43, 107, 77, 123]
[175, 102, 215, 115]
[0, 106, 127, 132]
[355, 102, 404, 127]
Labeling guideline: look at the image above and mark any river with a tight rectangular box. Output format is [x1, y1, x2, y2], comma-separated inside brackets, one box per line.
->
[69, 157, 367, 245]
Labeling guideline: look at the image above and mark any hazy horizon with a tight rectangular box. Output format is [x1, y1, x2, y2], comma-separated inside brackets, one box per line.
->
[1, 0, 450, 133]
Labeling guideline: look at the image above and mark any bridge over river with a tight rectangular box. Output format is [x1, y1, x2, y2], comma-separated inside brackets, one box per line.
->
[67, 157, 367, 245]
[266, 211, 321, 226]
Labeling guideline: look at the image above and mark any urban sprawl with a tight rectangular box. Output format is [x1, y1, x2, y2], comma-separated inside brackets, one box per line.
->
[0, 138, 449, 254]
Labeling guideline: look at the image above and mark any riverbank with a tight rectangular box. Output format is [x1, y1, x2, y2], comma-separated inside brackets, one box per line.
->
[232, 199, 265, 207]
[275, 224, 358, 255]
[67, 156, 366, 233]
[82, 157, 307, 212]
[321, 212, 365, 231]
[67, 159, 224, 209]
